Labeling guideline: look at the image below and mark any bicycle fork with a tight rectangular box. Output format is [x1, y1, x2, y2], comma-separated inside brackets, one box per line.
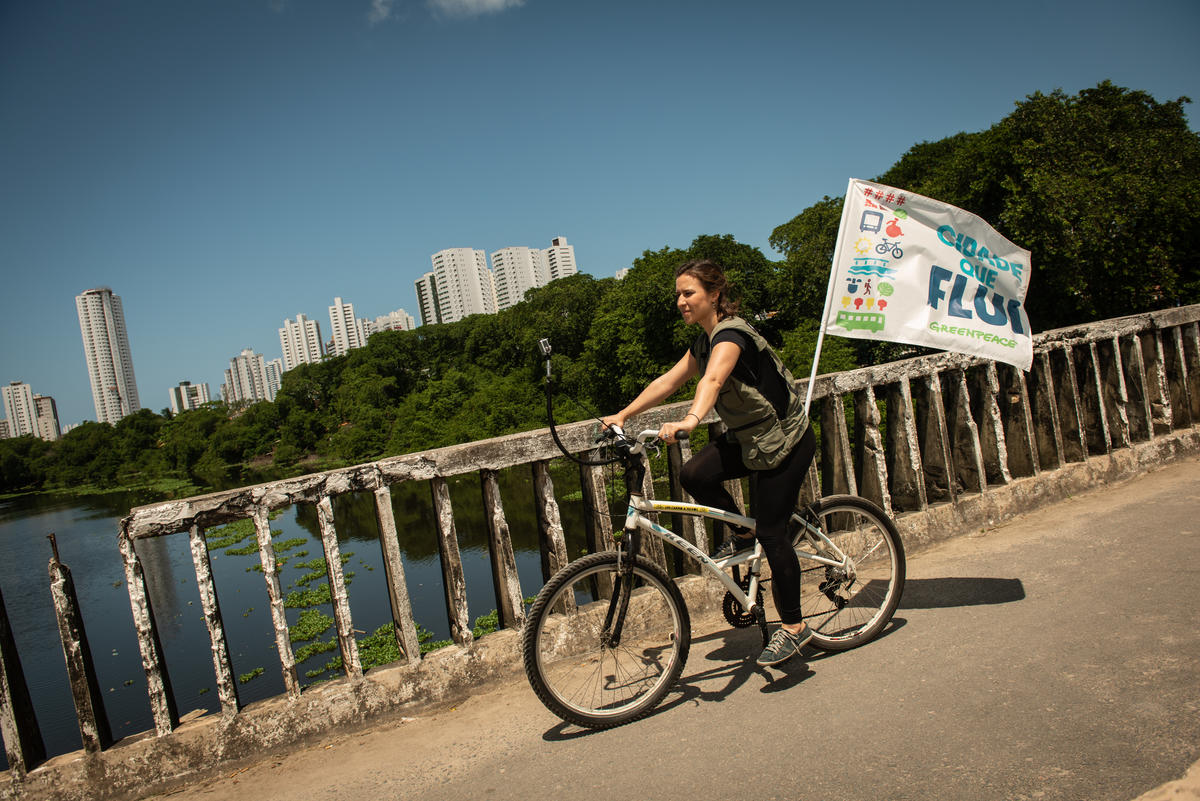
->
[602, 529, 641, 648]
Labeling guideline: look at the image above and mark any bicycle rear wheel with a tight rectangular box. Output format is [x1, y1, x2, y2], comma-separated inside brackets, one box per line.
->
[522, 551, 690, 729]
[795, 495, 905, 650]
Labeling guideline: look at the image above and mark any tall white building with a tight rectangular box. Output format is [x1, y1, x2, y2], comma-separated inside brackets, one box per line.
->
[76, 287, 140, 424]
[279, 313, 325, 372]
[491, 247, 550, 311]
[222, 349, 276, 404]
[168, 381, 212, 415]
[34, 395, 60, 441]
[429, 248, 497, 324]
[328, 297, 366, 357]
[1, 382, 36, 438]
[265, 358, 284, 399]
[415, 272, 443, 327]
[545, 236, 578, 281]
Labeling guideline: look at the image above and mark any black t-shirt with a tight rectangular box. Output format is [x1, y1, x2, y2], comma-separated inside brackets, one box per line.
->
[690, 328, 790, 418]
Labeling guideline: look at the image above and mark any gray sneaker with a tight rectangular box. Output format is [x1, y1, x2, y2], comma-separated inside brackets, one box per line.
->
[756, 626, 814, 666]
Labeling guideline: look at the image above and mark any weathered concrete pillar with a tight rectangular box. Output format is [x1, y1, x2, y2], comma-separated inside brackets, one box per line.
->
[1051, 345, 1088, 462]
[667, 439, 705, 571]
[372, 486, 422, 663]
[885, 379, 927, 511]
[0, 583, 45, 776]
[1141, 331, 1173, 435]
[430, 479, 473, 648]
[996, 364, 1039, 478]
[579, 460, 616, 555]
[820, 394, 857, 498]
[1096, 337, 1132, 451]
[973, 364, 1013, 486]
[118, 527, 178, 736]
[532, 461, 575, 616]
[853, 386, 891, 514]
[48, 537, 114, 753]
[316, 497, 363, 679]
[1183, 322, 1200, 423]
[186, 525, 239, 717]
[252, 507, 300, 698]
[1028, 351, 1064, 469]
[1166, 326, 1193, 428]
[479, 471, 526, 631]
[1119, 334, 1154, 442]
[579, 460, 616, 596]
[942, 369, 986, 496]
[915, 372, 957, 503]
[1076, 343, 1112, 455]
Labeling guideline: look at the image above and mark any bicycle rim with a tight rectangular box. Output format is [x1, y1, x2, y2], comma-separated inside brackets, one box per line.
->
[796, 496, 905, 650]
[523, 552, 690, 728]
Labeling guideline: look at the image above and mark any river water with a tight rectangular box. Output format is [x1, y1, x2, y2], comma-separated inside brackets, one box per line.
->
[0, 466, 599, 766]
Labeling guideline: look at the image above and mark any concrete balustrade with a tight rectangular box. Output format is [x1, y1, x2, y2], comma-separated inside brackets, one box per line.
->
[3, 305, 1199, 801]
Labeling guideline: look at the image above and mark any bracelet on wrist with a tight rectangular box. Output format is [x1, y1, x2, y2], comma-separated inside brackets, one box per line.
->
[684, 412, 700, 424]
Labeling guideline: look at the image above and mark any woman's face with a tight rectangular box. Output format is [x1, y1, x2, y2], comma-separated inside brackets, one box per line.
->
[675, 273, 718, 325]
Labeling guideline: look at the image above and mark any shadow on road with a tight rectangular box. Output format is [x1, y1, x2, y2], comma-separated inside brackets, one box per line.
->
[898, 576, 1025, 608]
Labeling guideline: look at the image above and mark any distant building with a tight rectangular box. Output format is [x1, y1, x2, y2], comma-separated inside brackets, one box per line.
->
[373, 308, 416, 333]
[545, 236, 578, 281]
[615, 267, 631, 280]
[265, 358, 283, 398]
[34, 395, 60, 441]
[1, 382, 36, 438]
[168, 381, 212, 415]
[491, 246, 549, 311]
[415, 272, 443, 326]
[279, 313, 325, 372]
[76, 287, 140, 424]
[328, 297, 366, 357]
[429, 248, 497, 324]
[222, 349, 276, 404]
[0, 420, 8, 439]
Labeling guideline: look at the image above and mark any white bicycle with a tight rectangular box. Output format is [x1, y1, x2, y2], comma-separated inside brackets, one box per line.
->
[522, 340, 906, 728]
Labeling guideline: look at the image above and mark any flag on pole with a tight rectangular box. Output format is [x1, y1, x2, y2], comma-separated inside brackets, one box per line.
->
[822, 179, 1033, 371]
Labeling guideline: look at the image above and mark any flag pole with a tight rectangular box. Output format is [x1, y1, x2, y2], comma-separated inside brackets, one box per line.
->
[804, 178, 857, 417]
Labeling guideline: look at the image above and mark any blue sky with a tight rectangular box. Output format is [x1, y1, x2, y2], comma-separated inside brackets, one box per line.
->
[2, 0, 1198, 428]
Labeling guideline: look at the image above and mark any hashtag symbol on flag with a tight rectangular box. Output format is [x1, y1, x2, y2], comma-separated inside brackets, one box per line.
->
[885, 193, 895, 204]
[896, 195, 906, 206]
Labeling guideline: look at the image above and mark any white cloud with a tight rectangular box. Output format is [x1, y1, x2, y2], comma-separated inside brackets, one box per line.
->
[426, 0, 525, 19]
[368, 0, 395, 24]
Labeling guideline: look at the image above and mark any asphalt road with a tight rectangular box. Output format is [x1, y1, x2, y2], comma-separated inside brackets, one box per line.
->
[145, 457, 1200, 801]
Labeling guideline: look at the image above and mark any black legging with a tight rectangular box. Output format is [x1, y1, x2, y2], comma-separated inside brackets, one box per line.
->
[680, 426, 816, 625]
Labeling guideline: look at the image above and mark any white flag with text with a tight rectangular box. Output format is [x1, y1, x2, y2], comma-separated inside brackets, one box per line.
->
[824, 179, 1033, 371]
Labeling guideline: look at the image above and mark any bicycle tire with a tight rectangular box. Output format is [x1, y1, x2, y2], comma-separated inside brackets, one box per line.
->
[522, 551, 690, 729]
[794, 495, 905, 651]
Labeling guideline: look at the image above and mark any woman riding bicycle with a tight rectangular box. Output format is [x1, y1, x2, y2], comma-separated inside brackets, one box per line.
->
[601, 258, 818, 666]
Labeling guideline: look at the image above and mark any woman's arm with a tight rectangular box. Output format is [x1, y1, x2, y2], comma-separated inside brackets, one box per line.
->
[602, 350, 699, 431]
[657, 340, 740, 443]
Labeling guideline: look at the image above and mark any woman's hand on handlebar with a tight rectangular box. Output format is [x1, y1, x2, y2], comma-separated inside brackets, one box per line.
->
[599, 415, 625, 436]
[657, 417, 696, 444]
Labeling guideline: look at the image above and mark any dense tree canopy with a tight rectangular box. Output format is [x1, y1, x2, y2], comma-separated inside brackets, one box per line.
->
[3, 82, 1195, 496]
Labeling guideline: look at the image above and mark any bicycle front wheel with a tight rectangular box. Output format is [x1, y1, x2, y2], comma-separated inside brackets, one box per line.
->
[522, 551, 690, 729]
[796, 495, 905, 650]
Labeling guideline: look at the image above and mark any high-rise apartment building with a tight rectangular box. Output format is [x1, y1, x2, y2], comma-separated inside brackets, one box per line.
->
[265, 358, 283, 399]
[222, 349, 276, 404]
[429, 248, 497, 324]
[373, 308, 416, 332]
[279, 313, 325, 372]
[545, 236, 578, 281]
[169, 381, 212, 415]
[491, 247, 550, 311]
[0, 421, 8, 439]
[415, 272, 442, 327]
[76, 287, 140, 424]
[328, 297, 366, 357]
[34, 395, 60, 441]
[1, 382, 36, 438]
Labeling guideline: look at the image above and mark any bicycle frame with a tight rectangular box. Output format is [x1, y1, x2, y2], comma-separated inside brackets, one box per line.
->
[619, 494, 851, 618]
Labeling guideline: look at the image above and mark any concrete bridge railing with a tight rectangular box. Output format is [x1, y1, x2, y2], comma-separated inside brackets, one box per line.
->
[3, 304, 1199, 800]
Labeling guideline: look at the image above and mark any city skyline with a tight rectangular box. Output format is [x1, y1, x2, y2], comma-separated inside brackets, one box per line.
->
[2, 0, 1197, 427]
